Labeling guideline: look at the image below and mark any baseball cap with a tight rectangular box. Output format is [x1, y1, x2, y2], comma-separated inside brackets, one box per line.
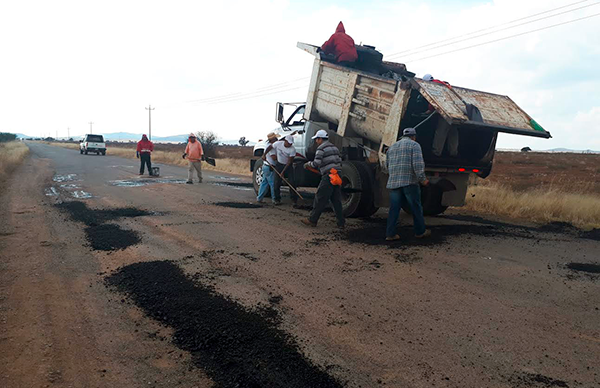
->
[311, 129, 329, 140]
[284, 135, 294, 144]
[403, 128, 417, 136]
[189, 133, 196, 138]
[423, 74, 434, 81]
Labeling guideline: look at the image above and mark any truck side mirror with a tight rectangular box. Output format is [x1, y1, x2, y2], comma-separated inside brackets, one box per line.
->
[276, 102, 285, 124]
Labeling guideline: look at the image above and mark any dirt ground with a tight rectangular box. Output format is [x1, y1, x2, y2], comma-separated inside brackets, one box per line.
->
[1, 143, 599, 388]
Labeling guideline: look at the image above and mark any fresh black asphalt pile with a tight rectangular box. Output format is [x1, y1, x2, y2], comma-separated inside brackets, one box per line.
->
[213, 201, 263, 209]
[56, 201, 149, 251]
[341, 219, 534, 247]
[509, 372, 569, 387]
[566, 262, 600, 274]
[106, 261, 344, 388]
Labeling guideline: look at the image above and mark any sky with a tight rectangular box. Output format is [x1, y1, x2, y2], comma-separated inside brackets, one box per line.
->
[0, 0, 599, 150]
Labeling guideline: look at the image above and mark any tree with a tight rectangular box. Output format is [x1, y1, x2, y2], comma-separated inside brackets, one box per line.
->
[238, 136, 249, 146]
[0, 133, 17, 142]
[195, 130, 219, 157]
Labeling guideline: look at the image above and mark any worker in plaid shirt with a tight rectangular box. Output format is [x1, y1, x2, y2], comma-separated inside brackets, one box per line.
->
[385, 127, 431, 241]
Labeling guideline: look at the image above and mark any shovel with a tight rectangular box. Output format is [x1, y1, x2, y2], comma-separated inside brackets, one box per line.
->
[202, 156, 216, 166]
[270, 165, 304, 200]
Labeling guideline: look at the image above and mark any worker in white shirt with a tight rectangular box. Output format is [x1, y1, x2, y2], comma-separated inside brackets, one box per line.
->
[257, 132, 279, 204]
[264, 135, 298, 206]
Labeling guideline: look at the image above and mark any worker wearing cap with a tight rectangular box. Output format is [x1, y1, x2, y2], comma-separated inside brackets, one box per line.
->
[182, 133, 204, 184]
[385, 128, 431, 240]
[302, 130, 345, 228]
[267, 135, 298, 206]
[257, 132, 279, 203]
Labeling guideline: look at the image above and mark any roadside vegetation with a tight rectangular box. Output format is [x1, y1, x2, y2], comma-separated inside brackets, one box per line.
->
[0, 137, 29, 183]
[465, 181, 600, 229]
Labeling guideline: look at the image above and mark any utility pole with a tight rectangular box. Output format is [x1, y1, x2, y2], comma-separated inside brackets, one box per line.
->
[89, 122, 94, 134]
[67, 127, 70, 139]
[145, 105, 155, 140]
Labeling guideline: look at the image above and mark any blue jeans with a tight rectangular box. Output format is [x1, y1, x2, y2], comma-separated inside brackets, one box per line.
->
[386, 184, 426, 237]
[257, 164, 276, 202]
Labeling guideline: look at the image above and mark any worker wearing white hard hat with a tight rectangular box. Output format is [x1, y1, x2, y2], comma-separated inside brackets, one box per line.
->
[302, 129, 345, 228]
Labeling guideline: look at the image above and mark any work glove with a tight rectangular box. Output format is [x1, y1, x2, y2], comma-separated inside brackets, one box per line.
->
[182, 153, 186, 159]
[136, 152, 139, 159]
[303, 162, 310, 170]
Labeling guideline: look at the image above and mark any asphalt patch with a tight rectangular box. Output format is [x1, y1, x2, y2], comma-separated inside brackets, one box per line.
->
[56, 201, 149, 251]
[509, 372, 569, 387]
[56, 201, 151, 226]
[86, 224, 141, 251]
[566, 262, 600, 274]
[341, 223, 533, 247]
[106, 261, 343, 388]
[213, 201, 262, 209]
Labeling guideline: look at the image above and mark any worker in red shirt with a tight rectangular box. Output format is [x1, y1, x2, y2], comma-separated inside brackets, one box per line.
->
[320, 21, 358, 67]
[136, 134, 154, 175]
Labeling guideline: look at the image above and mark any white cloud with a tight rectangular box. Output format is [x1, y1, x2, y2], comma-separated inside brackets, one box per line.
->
[0, 0, 598, 150]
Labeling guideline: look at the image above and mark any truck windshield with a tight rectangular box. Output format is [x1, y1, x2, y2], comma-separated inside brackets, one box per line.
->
[87, 135, 104, 142]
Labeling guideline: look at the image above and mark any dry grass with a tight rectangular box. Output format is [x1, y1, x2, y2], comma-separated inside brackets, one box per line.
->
[0, 141, 29, 182]
[43, 142, 251, 176]
[465, 182, 600, 229]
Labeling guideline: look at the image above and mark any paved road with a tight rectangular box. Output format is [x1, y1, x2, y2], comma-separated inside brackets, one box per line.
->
[1, 142, 599, 388]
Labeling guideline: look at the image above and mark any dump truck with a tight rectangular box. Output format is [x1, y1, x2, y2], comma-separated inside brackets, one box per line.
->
[250, 42, 551, 217]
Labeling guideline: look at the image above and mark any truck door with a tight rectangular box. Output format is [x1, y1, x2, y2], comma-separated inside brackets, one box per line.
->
[413, 79, 551, 138]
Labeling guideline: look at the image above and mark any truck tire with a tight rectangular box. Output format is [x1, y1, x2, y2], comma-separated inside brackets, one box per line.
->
[340, 161, 376, 218]
[252, 158, 267, 196]
[353, 162, 379, 217]
[401, 185, 448, 216]
[84, 150, 88, 155]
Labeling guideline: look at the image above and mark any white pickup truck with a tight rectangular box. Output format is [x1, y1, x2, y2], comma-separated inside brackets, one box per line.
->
[80, 134, 106, 155]
[251, 42, 551, 217]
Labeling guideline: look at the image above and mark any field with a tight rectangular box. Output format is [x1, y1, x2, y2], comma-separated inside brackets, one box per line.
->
[0, 141, 29, 183]
[466, 151, 600, 228]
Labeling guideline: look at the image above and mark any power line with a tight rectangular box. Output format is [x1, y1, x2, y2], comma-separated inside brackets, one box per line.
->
[387, 0, 592, 58]
[187, 77, 309, 104]
[207, 84, 309, 105]
[407, 11, 600, 63]
[389, 1, 599, 60]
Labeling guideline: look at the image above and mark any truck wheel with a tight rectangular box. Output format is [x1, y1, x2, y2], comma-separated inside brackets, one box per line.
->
[102, 151, 106, 155]
[340, 162, 364, 217]
[84, 150, 88, 155]
[401, 185, 448, 216]
[252, 159, 267, 196]
[353, 162, 379, 217]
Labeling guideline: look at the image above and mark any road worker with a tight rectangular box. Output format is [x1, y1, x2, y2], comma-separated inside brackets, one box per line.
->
[182, 133, 204, 184]
[257, 132, 279, 204]
[320, 22, 358, 67]
[385, 127, 431, 241]
[301, 130, 345, 228]
[264, 135, 297, 206]
[136, 134, 154, 176]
